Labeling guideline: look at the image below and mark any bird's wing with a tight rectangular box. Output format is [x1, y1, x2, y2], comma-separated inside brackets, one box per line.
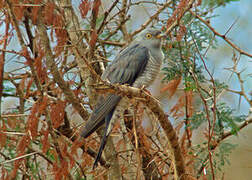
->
[102, 43, 149, 85]
[81, 43, 149, 138]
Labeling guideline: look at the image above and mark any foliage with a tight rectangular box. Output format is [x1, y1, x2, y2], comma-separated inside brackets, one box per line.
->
[0, 0, 251, 179]
[202, 0, 240, 7]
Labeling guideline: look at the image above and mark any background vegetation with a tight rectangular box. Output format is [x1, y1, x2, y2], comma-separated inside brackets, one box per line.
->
[0, 0, 251, 179]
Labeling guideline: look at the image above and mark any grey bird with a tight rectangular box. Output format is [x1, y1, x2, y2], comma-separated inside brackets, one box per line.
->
[81, 28, 165, 168]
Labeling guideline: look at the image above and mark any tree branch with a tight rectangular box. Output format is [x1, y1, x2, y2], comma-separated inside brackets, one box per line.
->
[36, 17, 89, 121]
[190, 10, 252, 58]
[131, 0, 172, 37]
[95, 83, 186, 179]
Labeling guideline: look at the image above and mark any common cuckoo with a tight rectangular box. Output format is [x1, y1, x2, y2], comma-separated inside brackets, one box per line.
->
[81, 28, 165, 168]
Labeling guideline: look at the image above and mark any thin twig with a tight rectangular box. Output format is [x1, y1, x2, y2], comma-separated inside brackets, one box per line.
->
[131, 0, 172, 37]
[197, 116, 252, 177]
[0, 152, 38, 165]
[95, 82, 186, 179]
[190, 10, 252, 58]
[97, 0, 119, 34]
[36, 17, 89, 121]
[191, 31, 216, 180]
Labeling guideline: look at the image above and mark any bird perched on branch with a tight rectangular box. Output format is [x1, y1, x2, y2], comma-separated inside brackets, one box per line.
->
[81, 28, 165, 168]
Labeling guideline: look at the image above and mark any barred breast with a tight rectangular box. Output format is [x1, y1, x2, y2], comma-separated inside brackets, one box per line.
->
[133, 51, 163, 88]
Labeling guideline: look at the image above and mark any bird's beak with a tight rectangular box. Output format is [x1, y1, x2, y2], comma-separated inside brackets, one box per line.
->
[156, 33, 167, 39]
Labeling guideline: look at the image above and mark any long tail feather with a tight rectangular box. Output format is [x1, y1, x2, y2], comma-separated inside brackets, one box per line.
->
[81, 94, 121, 138]
[93, 109, 114, 169]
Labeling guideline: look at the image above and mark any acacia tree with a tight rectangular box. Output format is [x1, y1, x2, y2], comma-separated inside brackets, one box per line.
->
[0, 0, 251, 179]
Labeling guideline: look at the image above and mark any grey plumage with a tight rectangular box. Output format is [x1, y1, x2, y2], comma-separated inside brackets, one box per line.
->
[81, 28, 164, 168]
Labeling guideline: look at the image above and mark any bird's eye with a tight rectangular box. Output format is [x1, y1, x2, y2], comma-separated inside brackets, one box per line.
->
[145, 33, 152, 39]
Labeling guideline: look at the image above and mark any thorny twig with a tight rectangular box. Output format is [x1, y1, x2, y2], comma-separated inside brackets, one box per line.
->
[190, 10, 252, 58]
[191, 31, 217, 180]
[197, 115, 252, 177]
[226, 54, 252, 106]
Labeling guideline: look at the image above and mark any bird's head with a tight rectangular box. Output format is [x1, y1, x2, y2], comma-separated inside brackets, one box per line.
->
[135, 28, 166, 49]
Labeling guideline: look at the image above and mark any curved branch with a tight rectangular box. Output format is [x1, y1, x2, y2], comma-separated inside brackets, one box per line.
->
[95, 83, 186, 179]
